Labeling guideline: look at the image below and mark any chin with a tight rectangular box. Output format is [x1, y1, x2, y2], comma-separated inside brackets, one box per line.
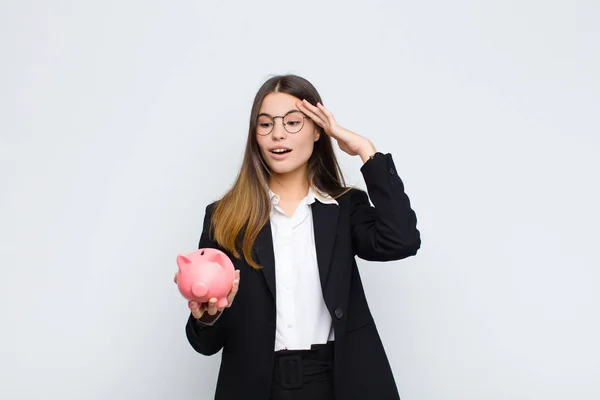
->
[266, 159, 308, 176]
[268, 164, 298, 175]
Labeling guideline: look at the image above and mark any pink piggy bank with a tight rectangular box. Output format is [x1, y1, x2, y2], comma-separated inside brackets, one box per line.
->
[176, 248, 235, 308]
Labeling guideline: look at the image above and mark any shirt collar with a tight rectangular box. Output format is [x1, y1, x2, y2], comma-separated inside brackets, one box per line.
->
[307, 186, 338, 206]
[268, 186, 339, 206]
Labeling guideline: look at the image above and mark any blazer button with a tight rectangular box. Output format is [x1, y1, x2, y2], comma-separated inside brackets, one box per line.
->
[390, 167, 396, 175]
[334, 308, 344, 319]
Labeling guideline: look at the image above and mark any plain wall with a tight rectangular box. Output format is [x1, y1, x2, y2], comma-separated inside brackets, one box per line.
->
[1, 1, 599, 399]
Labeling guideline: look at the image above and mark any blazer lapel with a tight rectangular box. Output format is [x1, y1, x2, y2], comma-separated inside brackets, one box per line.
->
[254, 221, 276, 300]
[311, 201, 339, 291]
[253, 200, 339, 300]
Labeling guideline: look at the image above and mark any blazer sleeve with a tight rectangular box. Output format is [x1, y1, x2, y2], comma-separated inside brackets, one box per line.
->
[350, 152, 421, 261]
[185, 202, 227, 356]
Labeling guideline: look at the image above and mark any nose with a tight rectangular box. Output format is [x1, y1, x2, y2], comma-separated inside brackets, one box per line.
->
[270, 117, 287, 139]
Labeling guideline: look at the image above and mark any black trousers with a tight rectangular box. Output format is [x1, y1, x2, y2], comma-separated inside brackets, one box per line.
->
[270, 341, 335, 400]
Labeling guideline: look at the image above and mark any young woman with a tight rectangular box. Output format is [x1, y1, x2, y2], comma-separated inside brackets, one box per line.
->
[176, 74, 421, 399]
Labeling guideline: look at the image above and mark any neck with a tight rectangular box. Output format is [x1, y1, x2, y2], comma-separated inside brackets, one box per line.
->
[269, 166, 310, 202]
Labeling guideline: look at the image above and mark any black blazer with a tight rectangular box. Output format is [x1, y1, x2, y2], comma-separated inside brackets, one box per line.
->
[185, 153, 421, 400]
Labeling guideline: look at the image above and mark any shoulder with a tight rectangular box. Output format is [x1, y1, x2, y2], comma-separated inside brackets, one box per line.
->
[205, 201, 218, 214]
[200, 201, 219, 230]
[338, 187, 369, 203]
[332, 187, 370, 211]
[199, 201, 227, 250]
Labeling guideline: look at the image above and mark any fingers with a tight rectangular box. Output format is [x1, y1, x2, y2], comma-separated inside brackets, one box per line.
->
[189, 301, 204, 320]
[206, 298, 219, 315]
[189, 300, 218, 319]
[226, 270, 241, 307]
[307, 100, 335, 122]
[297, 100, 326, 127]
[316, 102, 335, 120]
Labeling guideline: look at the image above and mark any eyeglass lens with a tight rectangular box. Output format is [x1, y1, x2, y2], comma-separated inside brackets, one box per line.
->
[257, 112, 305, 135]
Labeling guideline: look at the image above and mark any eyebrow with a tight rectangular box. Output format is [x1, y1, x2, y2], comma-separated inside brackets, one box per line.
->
[257, 109, 301, 118]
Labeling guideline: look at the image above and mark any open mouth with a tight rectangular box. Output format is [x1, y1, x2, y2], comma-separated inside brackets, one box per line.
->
[270, 148, 292, 154]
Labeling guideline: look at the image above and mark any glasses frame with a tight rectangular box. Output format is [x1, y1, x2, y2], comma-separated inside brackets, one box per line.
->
[256, 110, 309, 136]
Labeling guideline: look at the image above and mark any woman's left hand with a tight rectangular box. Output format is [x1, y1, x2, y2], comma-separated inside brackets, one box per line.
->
[296, 99, 377, 163]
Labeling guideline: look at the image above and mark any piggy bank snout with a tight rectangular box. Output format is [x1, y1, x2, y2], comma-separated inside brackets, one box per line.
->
[192, 282, 208, 297]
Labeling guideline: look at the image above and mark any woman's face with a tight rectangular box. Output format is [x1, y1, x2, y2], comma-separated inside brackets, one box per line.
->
[256, 92, 320, 177]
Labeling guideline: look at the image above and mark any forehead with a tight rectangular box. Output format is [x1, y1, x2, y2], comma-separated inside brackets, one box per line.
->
[259, 92, 301, 115]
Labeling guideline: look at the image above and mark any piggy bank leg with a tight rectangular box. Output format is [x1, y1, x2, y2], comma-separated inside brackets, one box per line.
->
[216, 297, 229, 308]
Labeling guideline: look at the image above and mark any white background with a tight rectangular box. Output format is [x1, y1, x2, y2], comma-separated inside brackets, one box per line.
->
[1, 1, 599, 399]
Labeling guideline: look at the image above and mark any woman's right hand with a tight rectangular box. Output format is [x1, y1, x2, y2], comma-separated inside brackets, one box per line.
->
[174, 270, 241, 320]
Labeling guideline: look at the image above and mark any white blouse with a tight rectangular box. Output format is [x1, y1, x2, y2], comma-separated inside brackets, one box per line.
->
[269, 187, 338, 351]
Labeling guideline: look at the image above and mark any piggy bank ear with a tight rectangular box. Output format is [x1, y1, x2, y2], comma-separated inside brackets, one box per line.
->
[216, 250, 231, 268]
[177, 254, 192, 270]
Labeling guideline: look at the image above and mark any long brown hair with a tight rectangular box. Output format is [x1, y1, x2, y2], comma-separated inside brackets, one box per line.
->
[211, 74, 350, 269]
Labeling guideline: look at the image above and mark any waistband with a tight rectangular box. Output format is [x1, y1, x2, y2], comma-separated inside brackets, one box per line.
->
[272, 341, 334, 389]
[274, 341, 334, 360]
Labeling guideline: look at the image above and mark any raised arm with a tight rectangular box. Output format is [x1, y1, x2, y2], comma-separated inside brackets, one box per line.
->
[350, 153, 421, 261]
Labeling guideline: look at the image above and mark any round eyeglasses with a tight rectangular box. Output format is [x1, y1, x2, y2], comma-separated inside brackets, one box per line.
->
[256, 111, 308, 136]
